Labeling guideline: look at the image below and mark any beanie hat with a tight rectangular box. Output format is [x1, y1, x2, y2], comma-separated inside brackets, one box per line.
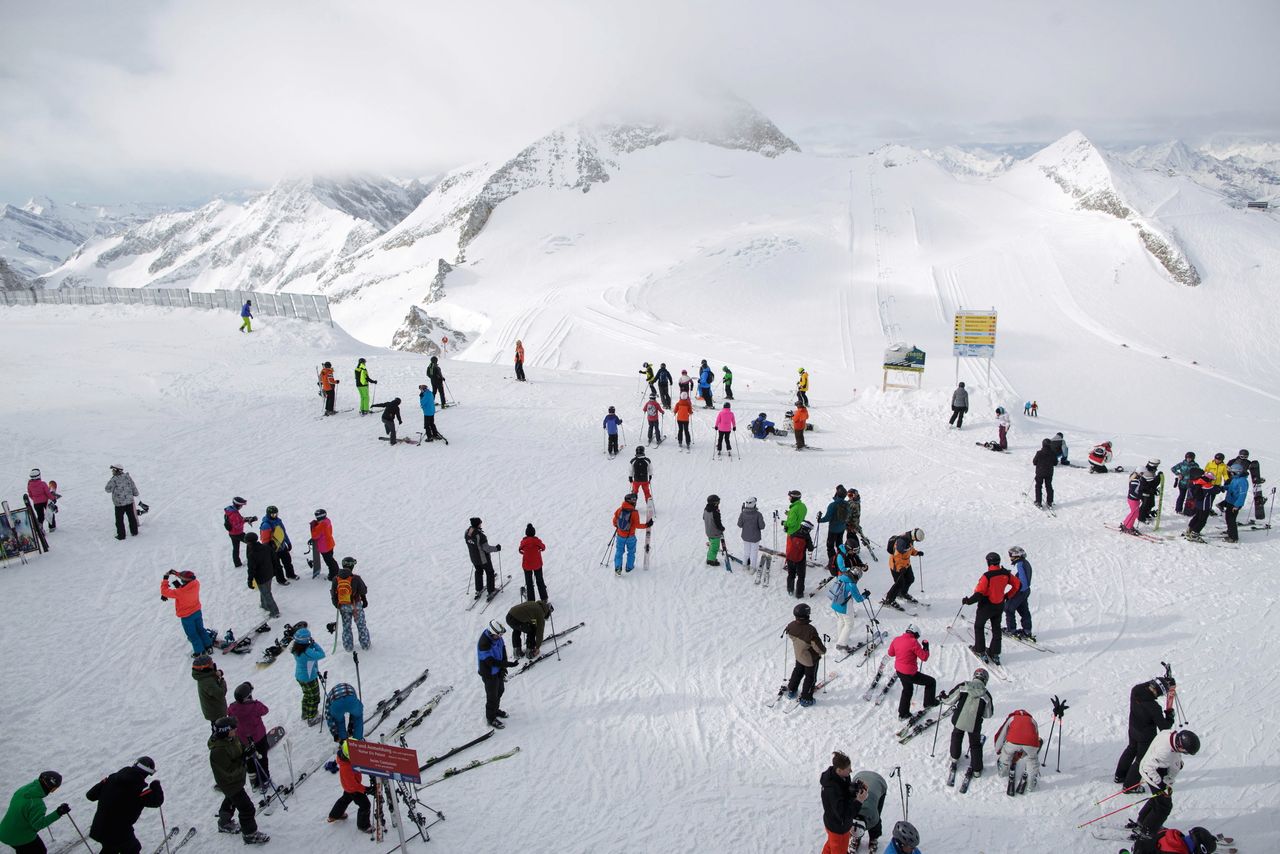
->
[294, 627, 312, 643]
[470, 517, 482, 528]
[525, 524, 535, 537]
[134, 757, 156, 775]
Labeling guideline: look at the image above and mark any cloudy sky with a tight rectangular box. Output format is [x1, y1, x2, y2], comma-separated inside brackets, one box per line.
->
[3, 0, 1278, 204]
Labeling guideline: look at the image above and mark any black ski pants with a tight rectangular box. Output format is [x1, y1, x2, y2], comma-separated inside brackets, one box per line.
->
[1175, 483, 1190, 514]
[1225, 505, 1241, 539]
[524, 569, 548, 601]
[31, 501, 47, 527]
[700, 387, 713, 408]
[247, 737, 271, 783]
[481, 671, 505, 720]
[716, 430, 731, 451]
[950, 728, 984, 773]
[91, 832, 142, 854]
[113, 503, 138, 538]
[786, 559, 806, 598]
[423, 416, 442, 440]
[676, 422, 690, 447]
[607, 433, 619, 454]
[897, 671, 936, 718]
[383, 417, 398, 445]
[787, 660, 818, 701]
[13, 839, 49, 854]
[949, 406, 966, 428]
[270, 548, 296, 583]
[658, 382, 671, 408]
[329, 790, 372, 830]
[1034, 472, 1054, 506]
[1116, 734, 1156, 788]
[1137, 785, 1172, 836]
[885, 566, 914, 604]
[724, 380, 733, 399]
[432, 380, 446, 407]
[797, 390, 809, 407]
[974, 603, 1003, 656]
[1188, 508, 1210, 534]
[230, 532, 243, 567]
[218, 786, 258, 834]
[825, 529, 843, 568]
[324, 388, 336, 414]
[1138, 492, 1157, 523]
[473, 561, 495, 594]
[319, 550, 340, 580]
[514, 358, 525, 381]
[508, 617, 537, 655]
[648, 421, 662, 443]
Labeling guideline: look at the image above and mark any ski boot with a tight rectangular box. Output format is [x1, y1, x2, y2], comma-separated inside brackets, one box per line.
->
[798, 697, 815, 707]
[218, 819, 241, 834]
[988, 654, 1001, 665]
[242, 831, 270, 845]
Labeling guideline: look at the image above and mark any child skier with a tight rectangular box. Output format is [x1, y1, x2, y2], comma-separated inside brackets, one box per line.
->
[749, 412, 778, 439]
[1088, 441, 1114, 473]
[785, 519, 816, 598]
[721, 365, 734, 400]
[673, 393, 693, 449]
[882, 528, 924, 609]
[325, 682, 364, 742]
[704, 494, 725, 566]
[370, 396, 404, 445]
[603, 406, 623, 456]
[611, 493, 653, 575]
[291, 627, 326, 726]
[240, 299, 253, 332]
[714, 402, 735, 455]
[643, 393, 664, 445]
[629, 447, 654, 505]
[328, 741, 372, 831]
[229, 682, 272, 790]
[1003, 546, 1033, 638]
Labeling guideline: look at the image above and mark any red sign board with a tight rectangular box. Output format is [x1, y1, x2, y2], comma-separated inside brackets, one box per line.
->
[346, 740, 421, 784]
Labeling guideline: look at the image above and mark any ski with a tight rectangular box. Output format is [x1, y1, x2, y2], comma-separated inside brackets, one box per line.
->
[1003, 631, 1055, 654]
[835, 631, 887, 663]
[420, 747, 521, 788]
[784, 672, 840, 712]
[958, 768, 977, 793]
[643, 502, 653, 571]
[878, 599, 918, 618]
[874, 674, 898, 706]
[21, 494, 49, 552]
[419, 730, 496, 771]
[479, 574, 512, 613]
[1020, 492, 1057, 517]
[145, 827, 180, 854]
[217, 621, 271, 655]
[765, 683, 789, 709]
[170, 828, 198, 852]
[894, 706, 934, 739]
[759, 547, 826, 569]
[946, 625, 1012, 680]
[378, 436, 420, 445]
[507, 639, 573, 679]
[1102, 523, 1164, 543]
[945, 760, 958, 788]
[364, 667, 432, 735]
[541, 621, 585, 646]
[385, 686, 453, 741]
[861, 658, 888, 701]
[806, 575, 836, 597]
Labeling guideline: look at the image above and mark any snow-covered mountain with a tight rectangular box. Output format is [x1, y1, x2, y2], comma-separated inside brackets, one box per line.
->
[0, 197, 176, 278]
[1121, 139, 1280, 203]
[0, 257, 30, 289]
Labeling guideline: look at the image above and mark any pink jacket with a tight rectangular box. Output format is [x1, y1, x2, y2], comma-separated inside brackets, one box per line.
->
[887, 633, 928, 676]
[27, 478, 51, 503]
[714, 410, 737, 431]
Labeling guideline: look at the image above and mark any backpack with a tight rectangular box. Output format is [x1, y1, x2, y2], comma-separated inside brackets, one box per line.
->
[335, 576, 354, 606]
[617, 507, 634, 532]
[827, 578, 852, 606]
[224, 511, 233, 532]
[886, 535, 897, 554]
[632, 458, 650, 480]
[830, 501, 849, 527]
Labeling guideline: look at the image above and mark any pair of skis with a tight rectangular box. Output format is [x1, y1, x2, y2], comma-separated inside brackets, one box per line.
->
[421, 747, 521, 788]
[861, 658, 898, 705]
[507, 639, 574, 680]
[835, 629, 887, 664]
[384, 686, 453, 742]
[465, 574, 511, 612]
[946, 734, 987, 793]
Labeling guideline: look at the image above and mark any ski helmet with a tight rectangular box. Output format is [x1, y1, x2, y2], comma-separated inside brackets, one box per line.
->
[798, 367, 805, 373]
[134, 757, 156, 776]
[788, 490, 801, 500]
[912, 528, 924, 541]
[487, 620, 506, 635]
[266, 505, 278, 515]
[358, 357, 366, 364]
[233, 496, 247, 506]
[608, 406, 616, 413]
[891, 821, 919, 850]
[722, 402, 730, 408]
[323, 361, 332, 368]
[743, 497, 757, 509]
[212, 716, 238, 737]
[801, 520, 814, 531]
[38, 770, 62, 793]
[624, 493, 638, 504]
[793, 602, 811, 619]
[1228, 462, 1246, 477]
[315, 508, 327, 519]
[758, 412, 766, 419]
[649, 392, 657, 400]
[1184, 451, 1196, 460]
[659, 363, 666, 368]
[707, 494, 720, 504]
[785, 410, 794, 418]
[985, 552, 1001, 565]
[1214, 452, 1225, 461]
[1188, 827, 1217, 853]
[341, 556, 357, 570]
[234, 681, 254, 703]
[1008, 545, 1026, 560]
[1146, 458, 1161, 470]
[1174, 729, 1201, 755]
[634, 447, 645, 457]
[905, 623, 920, 636]
[110, 464, 124, 473]
[1239, 449, 1250, 458]
[973, 668, 990, 685]
[29, 468, 40, 479]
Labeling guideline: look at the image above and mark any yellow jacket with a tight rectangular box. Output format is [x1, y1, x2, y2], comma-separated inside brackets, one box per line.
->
[1204, 460, 1229, 485]
[797, 371, 809, 392]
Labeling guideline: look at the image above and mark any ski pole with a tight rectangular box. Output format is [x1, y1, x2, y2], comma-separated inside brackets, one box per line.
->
[332, 608, 340, 653]
[353, 650, 363, 700]
[599, 531, 617, 566]
[904, 783, 911, 821]
[733, 427, 741, 460]
[1094, 781, 1144, 806]
[549, 610, 561, 661]
[66, 814, 93, 854]
[1076, 787, 1168, 828]
[1056, 717, 1063, 773]
[159, 804, 174, 854]
[253, 753, 288, 811]
[889, 766, 906, 820]
[1040, 716, 1057, 765]
[918, 554, 925, 595]
[946, 603, 965, 631]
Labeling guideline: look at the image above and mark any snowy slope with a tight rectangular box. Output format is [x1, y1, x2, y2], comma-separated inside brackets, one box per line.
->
[2, 306, 1278, 853]
[0, 197, 176, 278]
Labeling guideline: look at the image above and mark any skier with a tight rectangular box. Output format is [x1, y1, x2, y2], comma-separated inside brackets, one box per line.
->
[677, 369, 694, 399]
[819, 751, 867, 854]
[829, 550, 869, 652]
[1031, 400, 1038, 416]
[1032, 439, 1056, 508]
[783, 490, 807, 536]
[703, 494, 725, 566]
[25, 469, 52, 531]
[842, 488, 868, 555]
[721, 365, 734, 400]
[331, 558, 370, 652]
[370, 396, 404, 445]
[785, 519, 816, 598]
[513, 340, 525, 381]
[1223, 463, 1249, 542]
[86, 758, 163, 854]
[947, 668, 994, 780]
[737, 497, 766, 583]
[714, 402, 735, 455]
[1023, 401, 1032, 416]
[0, 770, 69, 852]
[290, 627, 326, 726]
[477, 620, 518, 728]
[748, 412, 779, 439]
[629, 447, 654, 505]
[427, 355, 446, 406]
[1204, 452, 1229, 486]
[319, 361, 339, 415]
[610, 493, 652, 576]
[192, 654, 228, 726]
[1171, 452, 1198, 515]
[638, 361, 656, 395]
[1136, 729, 1201, 839]
[1184, 468, 1220, 542]
[791, 402, 809, 449]
[327, 741, 372, 832]
[518, 524, 548, 601]
[244, 532, 280, 619]
[224, 497, 257, 568]
[888, 624, 937, 720]
[105, 464, 139, 540]
[505, 599, 553, 659]
[850, 769, 888, 852]
[796, 367, 810, 407]
[1121, 470, 1145, 534]
[1088, 441, 1115, 473]
[161, 570, 214, 656]
[309, 509, 339, 580]
[240, 299, 253, 332]
[949, 382, 969, 429]
[1049, 431, 1070, 466]
[1114, 675, 1176, 786]
[961, 552, 1020, 665]
[992, 407, 1011, 450]
[816, 485, 850, 569]
[464, 518, 501, 600]
[882, 528, 924, 609]
[1133, 826, 1218, 854]
[259, 506, 297, 584]
[1137, 460, 1162, 524]
[655, 363, 673, 408]
[209, 716, 268, 843]
[784, 602, 826, 707]
[602, 406, 623, 456]
[673, 393, 693, 449]
[325, 682, 364, 742]
[1003, 546, 1033, 639]
[228, 682, 272, 791]
[885, 821, 922, 854]
[697, 361, 715, 409]
[643, 392, 665, 445]
[994, 708, 1041, 792]
[351, 358, 376, 416]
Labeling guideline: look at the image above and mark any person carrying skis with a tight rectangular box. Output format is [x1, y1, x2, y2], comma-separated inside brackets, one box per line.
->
[353, 358, 377, 415]
[290, 627, 326, 726]
[240, 299, 253, 333]
[888, 624, 937, 720]
[737, 497, 766, 582]
[371, 396, 404, 445]
[1032, 439, 1056, 508]
[829, 548, 869, 652]
[611, 493, 652, 576]
[1121, 470, 1145, 534]
[328, 741, 372, 832]
[796, 367, 810, 407]
[721, 365, 734, 400]
[602, 406, 623, 456]
[1088, 440, 1114, 473]
[638, 361, 656, 395]
[714, 402, 735, 455]
[1114, 675, 1176, 786]
[962, 552, 1020, 665]
[643, 393, 664, 445]
[816, 485, 850, 569]
[791, 403, 809, 449]
[785, 519, 816, 598]
[1136, 729, 1201, 839]
[331, 558, 370, 652]
[784, 602, 826, 706]
[673, 394, 693, 449]
[749, 412, 778, 439]
[697, 360, 715, 409]
[1171, 452, 1198, 515]
[192, 654, 228, 726]
[259, 506, 297, 584]
[514, 339, 525, 381]
[0, 770, 69, 852]
[465, 518, 501, 599]
[505, 599, 553, 659]
[1133, 826, 1219, 854]
[819, 751, 867, 854]
[947, 668, 993, 779]
[86, 758, 163, 854]
[993, 406, 1011, 450]
[994, 709, 1041, 793]
[677, 369, 694, 399]
[209, 716, 268, 844]
[319, 361, 339, 415]
[244, 532, 280, 619]
[1184, 468, 1220, 542]
[1003, 546, 1033, 639]
[783, 490, 807, 536]
[477, 620, 518, 728]
[229, 682, 272, 791]
[1049, 431, 1069, 466]
[518, 524, 548, 601]
[427, 355, 446, 406]
[224, 496, 257, 568]
[161, 570, 214, 655]
[704, 494, 725, 566]
[1223, 462, 1249, 542]
[885, 820, 922, 854]
[949, 381, 969, 428]
[1137, 459, 1162, 524]
[655, 363, 673, 408]
[882, 528, 924, 609]
[25, 469, 53, 531]
[325, 682, 364, 742]
[309, 509, 339, 580]
[629, 447, 654, 504]
[417, 385, 443, 442]
[105, 464, 139, 540]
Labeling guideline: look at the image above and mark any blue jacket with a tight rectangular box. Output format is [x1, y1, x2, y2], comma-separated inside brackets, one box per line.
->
[419, 388, 436, 416]
[293, 641, 326, 682]
[1225, 476, 1249, 509]
[884, 842, 921, 854]
[829, 570, 866, 615]
[602, 414, 622, 435]
[749, 417, 774, 439]
[241, 302, 252, 318]
[1171, 460, 1196, 486]
[477, 629, 507, 677]
[1011, 558, 1032, 592]
[260, 515, 291, 552]
[698, 367, 713, 389]
[818, 498, 848, 533]
[326, 685, 365, 741]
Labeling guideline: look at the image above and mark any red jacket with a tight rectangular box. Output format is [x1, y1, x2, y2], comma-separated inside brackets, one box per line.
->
[337, 754, 365, 794]
[1152, 829, 1192, 854]
[785, 530, 812, 562]
[966, 565, 1021, 607]
[519, 536, 545, 570]
[27, 478, 52, 503]
[310, 518, 335, 553]
[994, 710, 1040, 751]
[612, 502, 650, 537]
[887, 632, 928, 676]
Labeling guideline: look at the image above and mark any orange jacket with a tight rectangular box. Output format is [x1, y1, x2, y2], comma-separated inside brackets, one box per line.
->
[161, 577, 202, 617]
[674, 399, 693, 422]
[889, 544, 918, 573]
[612, 502, 651, 537]
[337, 754, 365, 794]
[793, 406, 809, 431]
[966, 566, 1021, 606]
[320, 367, 337, 391]
[515, 342, 524, 361]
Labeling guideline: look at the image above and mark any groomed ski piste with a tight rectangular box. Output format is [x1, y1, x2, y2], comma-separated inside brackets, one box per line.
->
[3, 299, 1279, 853]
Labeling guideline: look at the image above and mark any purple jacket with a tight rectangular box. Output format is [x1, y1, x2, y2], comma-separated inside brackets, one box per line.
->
[715, 410, 737, 431]
[228, 699, 269, 744]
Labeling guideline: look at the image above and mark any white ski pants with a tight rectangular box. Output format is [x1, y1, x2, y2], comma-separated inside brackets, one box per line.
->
[997, 741, 1040, 790]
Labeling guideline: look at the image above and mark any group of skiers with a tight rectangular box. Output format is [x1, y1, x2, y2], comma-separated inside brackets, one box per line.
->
[1116, 450, 1266, 543]
[315, 357, 449, 446]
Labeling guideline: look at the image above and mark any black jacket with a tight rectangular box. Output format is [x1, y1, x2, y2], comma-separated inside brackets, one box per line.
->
[87, 767, 163, 843]
[1033, 444, 1057, 476]
[820, 767, 857, 834]
[330, 572, 369, 608]
[630, 456, 652, 483]
[465, 525, 496, 568]
[428, 360, 444, 384]
[372, 399, 402, 424]
[655, 367, 673, 385]
[1048, 437, 1065, 459]
[245, 538, 273, 587]
[1127, 682, 1173, 743]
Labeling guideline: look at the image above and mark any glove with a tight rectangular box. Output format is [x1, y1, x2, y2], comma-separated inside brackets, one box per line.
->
[921, 641, 930, 651]
[248, 579, 255, 590]
[307, 539, 314, 546]
[371, 380, 378, 384]
[493, 544, 502, 552]
[56, 803, 70, 816]
[245, 516, 258, 524]
[915, 550, 924, 556]
[862, 589, 871, 598]
[648, 520, 656, 528]
[1051, 694, 1069, 718]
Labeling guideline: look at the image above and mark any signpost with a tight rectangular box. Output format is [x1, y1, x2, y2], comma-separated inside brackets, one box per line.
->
[953, 309, 998, 386]
[347, 740, 420, 851]
[882, 344, 926, 391]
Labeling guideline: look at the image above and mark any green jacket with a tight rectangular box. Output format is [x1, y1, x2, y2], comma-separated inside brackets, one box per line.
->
[355, 363, 371, 387]
[193, 667, 228, 722]
[209, 735, 247, 793]
[784, 500, 808, 536]
[0, 779, 61, 845]
[722, 368, 733, 383]
[505, 600, 551, 647]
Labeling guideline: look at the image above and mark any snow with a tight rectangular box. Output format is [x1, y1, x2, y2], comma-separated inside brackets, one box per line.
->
[3, 303, 1279, 852]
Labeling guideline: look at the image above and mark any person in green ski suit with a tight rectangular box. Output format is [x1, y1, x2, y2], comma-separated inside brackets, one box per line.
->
[721, 366, 734, 400]
[784, 490, 808, 536]
[209, 717, 265, 843]
[0, 771, 70, 852]
[354, 358, 377, 416]
[192, 654, 228, 726]
[703, 494, 725, 566]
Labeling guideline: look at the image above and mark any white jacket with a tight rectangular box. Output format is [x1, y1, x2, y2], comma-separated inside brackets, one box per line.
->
[997, 412, 1011, 430]
[1139, 732, 1184, 789]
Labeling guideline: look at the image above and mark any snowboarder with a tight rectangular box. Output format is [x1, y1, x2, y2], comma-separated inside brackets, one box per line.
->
[1132, 826, 1219, 854]
[783, 490, 807, 536]
[819, 751, 867, 854]
[629, 447, 654, 504]
[1003, 546, 1033, 638]
[947, 668, 993, 778]
[638, 361, 656, 395]
[721, 365, 734, 400]
[325, 682, 364, 742]
[882, 528, 924, 608]
[1223, 463, 1249, 541]
[1088, 441, 1115, 473]
[784, 602, 826, 706]
[888, 624, 937, 719]
[1121, 470, 1145, 534]
[229, 682, 272, 790]
[603, 406, 623, 456]
[290, 627, 326, 726]
[327, 741, 372, 832]
[673, 393, 693, 448]
[643, 393, 664, 445]
[105, 464, 139, 540]
[737, 497, 766, 582]
[354, 358, 377, 415]
[209, 716, 268, 844]
[703, 494, 725, 566]
[518, 524, 548, 601]
[655, 363, 673, 407]
[611, 493, 652, 576]
[961, 553, 1020, 665]
[25, 469, 53, 531]
[1184, 468, 1220, 542]
[370, 397, 404, 445]
[319, 361, 339, 415]
[477, 620, 518, 728]
[245, 532, 280, 619]
[697, 361, 715, 409]
[331, 558, 370, 652]
[427, 355, 446, 406]
[192, 654, 228, 725]
[309, 509, 339, 580]
[796, 367, 810, 407]
[1171, 452, 1198, 515]
[714, 402, 735, 455]
[224, 496, 257, 568]
[1114, 676, 1176, 786]
[1136, 729, 1200, 838]
[677, 369, 694, 399]
[1049, 431, 1069, 466]
[259, 506, 297, 584]
[949, 382, 969, 428]
[161, 570, 215, 656]
[748, 412, 779, 439]
[513, 340, 525, 381]
[240, 299, 253, 332]
[993, 406, 1011, 450]
[1032, 439, 1056, 508]
[785, 519, 816, 598]
[791, 403, 809, 449]
[0, 770, 70, 852]
[86, 758, 164, 854]
[850, 769, 888, 851]
[885, 821, 921, 854]
[505, 599, 553, 659]
[418, 385, 443, 442]
[465, 518, 501, 599]
[829, 550, 869, 652]
[1137, 459, 1162, 524]
[816, 485, 850, 569]
[994, 709, 1041, 792]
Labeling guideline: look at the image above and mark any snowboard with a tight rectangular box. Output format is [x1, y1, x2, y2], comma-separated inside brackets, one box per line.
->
[378, 436, 420, 445]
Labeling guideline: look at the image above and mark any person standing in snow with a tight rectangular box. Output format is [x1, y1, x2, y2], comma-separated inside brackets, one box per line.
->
[791, 403, 810, 449]
[882, 529, 924, 609]
[994, 709, 1042, 792]
[1137, 460, 1162, 524]
[86, 758, 163, 854]
[721, 365, 734, 400]
[465, 518, 501, 600]
[309, 509, 339, 580]
[290, 627, 326, 726]
[0, 770, 70, 852]
[25, 469, 53, 531]
[1032, 439, 1056, 508]
[1135, 729, 1201, 839]
[697, 360, 715, 409]
[784, 602, 825, 706]
[603, 406, 623, 456]
[888, 624, 937, 720]
[1030, 400, 1038, 416]
[1223, 462, 1249, 542]
[328, 741, 372, 832]
[819, 751, 867, 854]
[1003, 546, 1033, 639]
[325, 683, 364, 742]
[629, 447, 654, 505]
[949, 382, 969, 428]
[1184, 468, 1220, 542]
[611, 493, 652, 576]
[655, 363, 673, 408]
[427, 355, 446, 407]
[354, 358, 377, 416]
[783, 490, 807, 536]
[229, 682, 272, 791]
[105, 464, 139, 540]
[191, 654, 228, 727]
[842, 488, 868, 555]
[331, 558, 370, 652]
[677, 369, 694, 400]
[961, 552, 1020, 666]
[518, 524, 548, 601]
[643, 393, 664, 445]
[829, 551, 869, 653]
[1114, 676, 1176, 787]
[816, 485, 850, 569]
[1049, 432, 1069, 466]
[417, 385, 444, 442]
[319, 361, 339, 416]
[161, 570, 214, 656]
[245, 533, 280, 619]
[513, 340, 525, 382]
[371, 397, 404, 445]
[1204, 452, 1229, 487]
[673, 393, 693, 449]
[1023, 401, 1032, 416]
[1171, 452, 1198, 516]
[1121, 470, 1145, 534]
[947, 668, 993, 778]
[703, 494, 725, 566]
[1088, 441, 1114, 473]
[714, 402, 735, 455]
[785, 519, 816, 598]
[240, 299, 253, 333]
[638, 362, 656, 396]
[850, 770, 888, 852]
[796, 367, 810, 407]
[209, 716, 268, 844]
[477, 620, 518, 728]
[224, 497, 257, 568]
[737, 497, 766, 583]
[505, 599, 553, 659]
[259, 506, 297, 584]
